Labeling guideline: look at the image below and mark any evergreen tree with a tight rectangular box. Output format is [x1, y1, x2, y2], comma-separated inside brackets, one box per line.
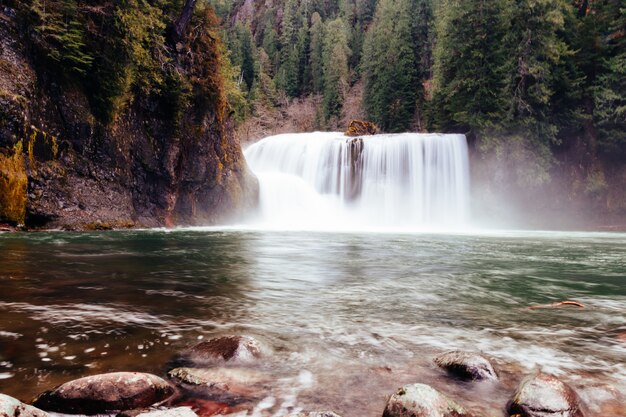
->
[429, 0, 510, 133]
[362, 0, 420, 132]
[322, 18, 350, 124]
[309, 12, 325, 94]
[591, 2, 626, 155]
[278, 0, 302, 96]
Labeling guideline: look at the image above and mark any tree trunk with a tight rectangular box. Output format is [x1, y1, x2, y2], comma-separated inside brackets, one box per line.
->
[172, 0, 197, 42]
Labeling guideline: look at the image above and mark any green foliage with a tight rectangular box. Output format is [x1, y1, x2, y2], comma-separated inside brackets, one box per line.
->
[322, 18, 350, 124]
[25, 0, 94, 75]
[592, 3, 626, 155]
[362, 0, 422, 132]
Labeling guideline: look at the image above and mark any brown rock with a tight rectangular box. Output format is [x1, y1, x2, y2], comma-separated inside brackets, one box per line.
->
[344, 120, 379, 137]
[506, 373, 585, 417]
[0, 394, 50, 417]
[167, 367, 268, 402]
[33, 372, 175, 414]
[434, 350, 498, 381]
[186, 336, 262, 364]
[382, 384, 473, 417]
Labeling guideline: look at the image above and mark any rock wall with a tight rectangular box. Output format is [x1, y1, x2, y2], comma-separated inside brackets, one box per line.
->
[0, 8, 258, 230]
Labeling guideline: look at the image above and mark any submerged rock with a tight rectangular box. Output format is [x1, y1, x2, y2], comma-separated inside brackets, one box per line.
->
[382, 383, 473, 417]
[284, 412, 342, 417]
[506, 373, 585, 417]
[118, 407, 198, 417]
[186, 336, 263, 364]
[168, 367, 268, 402]
[33, 372, 175, 414]
[0, 393, 50, 417]
[434, 351, 498, 381]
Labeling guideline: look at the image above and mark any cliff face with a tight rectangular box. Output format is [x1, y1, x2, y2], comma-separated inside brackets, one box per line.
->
[0, 5, 258, 229]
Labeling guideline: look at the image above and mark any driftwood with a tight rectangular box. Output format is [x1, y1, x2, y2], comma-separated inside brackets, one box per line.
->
[528, 300, 586, 310]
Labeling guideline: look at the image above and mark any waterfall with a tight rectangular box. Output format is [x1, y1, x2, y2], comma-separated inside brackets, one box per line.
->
[243, 132, 470, 231]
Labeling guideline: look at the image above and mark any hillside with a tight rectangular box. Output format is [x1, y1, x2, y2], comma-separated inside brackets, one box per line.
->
[215, 0, 626, 228]
[0, 0, 258, 229]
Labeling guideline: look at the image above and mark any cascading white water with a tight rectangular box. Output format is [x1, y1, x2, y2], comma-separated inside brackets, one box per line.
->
[243, 132, 470, 231]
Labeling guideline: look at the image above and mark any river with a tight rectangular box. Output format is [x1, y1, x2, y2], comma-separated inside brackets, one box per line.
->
[0, 229, 624, 416]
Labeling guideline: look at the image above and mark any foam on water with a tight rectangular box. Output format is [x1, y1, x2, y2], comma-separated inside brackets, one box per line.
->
[243, 132, 470, 232]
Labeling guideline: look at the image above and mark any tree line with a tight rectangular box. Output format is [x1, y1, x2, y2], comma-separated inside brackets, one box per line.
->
[213, 0, 624, 189]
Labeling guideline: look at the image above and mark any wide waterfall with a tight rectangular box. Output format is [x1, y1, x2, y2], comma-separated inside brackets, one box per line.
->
[243, 132, 470, 231]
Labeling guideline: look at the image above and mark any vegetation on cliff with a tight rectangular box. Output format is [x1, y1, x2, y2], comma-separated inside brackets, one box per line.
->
[0, 0, 257, 228]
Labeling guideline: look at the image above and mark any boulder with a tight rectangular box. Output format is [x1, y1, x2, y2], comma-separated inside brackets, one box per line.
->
[344, 120, 379, 137]
[506, 373, 585, 417]
[382, 384, 473, 417]
[284, 413, 342, 417]
[0, 393, 50, 417]
[185, 336, 262, 364]
[33, 372, 175, 414]
[118, 407, 198, 417]
[434, 351, 498, 381]
[168, 367, 268, 402]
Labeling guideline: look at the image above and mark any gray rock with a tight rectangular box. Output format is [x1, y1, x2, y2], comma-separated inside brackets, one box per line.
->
[117, 407, 198, 417]
[382, 384, 473, 417]
[0, 394, 50, 417]
[434, 350, 498, 381]
[186, 336, 263, 364]
[506, 373, 585, 417]
[33, 372, 175, 414]
[168, 367, 268, 402]
[284, 413, 342, 417]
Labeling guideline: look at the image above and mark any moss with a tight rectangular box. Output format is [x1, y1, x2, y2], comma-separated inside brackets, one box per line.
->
[0, 142, 28, 225]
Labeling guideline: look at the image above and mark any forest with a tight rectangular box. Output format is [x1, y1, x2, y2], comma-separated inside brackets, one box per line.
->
[0, 0, 624, 227]
[212, 0, 625, 222]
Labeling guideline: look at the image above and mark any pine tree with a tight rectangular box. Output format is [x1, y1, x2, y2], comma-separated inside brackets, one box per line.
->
[322, 18, 350, 124]
[309, 12, 325, 94]
[362, 0, 420, 132]
[429, 0, 510, 133]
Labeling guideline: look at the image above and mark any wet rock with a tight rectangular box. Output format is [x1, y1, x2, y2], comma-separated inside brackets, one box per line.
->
[284, 412, 342, 417]
[186, 336, 262, 364]
[434, 350, 498, 381]
[33, 372, 175, 414]
[0, 393, 50, 417]
[382, 384, 473, 417]
[168, 367, 268, 402]
[118, 407, 198, 417]
[506, 373, 585, 417]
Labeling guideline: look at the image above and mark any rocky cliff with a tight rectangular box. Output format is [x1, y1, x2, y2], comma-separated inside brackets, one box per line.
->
[0, 4, 258, 230]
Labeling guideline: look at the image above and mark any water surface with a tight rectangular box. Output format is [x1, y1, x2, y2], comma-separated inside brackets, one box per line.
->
[0, 229, 624, 416]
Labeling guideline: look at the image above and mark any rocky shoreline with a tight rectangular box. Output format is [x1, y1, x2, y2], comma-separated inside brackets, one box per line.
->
[1, 335, 617, 417]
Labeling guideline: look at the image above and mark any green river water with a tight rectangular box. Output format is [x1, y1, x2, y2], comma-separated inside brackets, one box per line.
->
[0, 229, 624, 416]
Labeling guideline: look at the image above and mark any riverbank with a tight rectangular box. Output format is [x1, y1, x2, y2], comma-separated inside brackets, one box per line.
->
[2, 335, 619, 417]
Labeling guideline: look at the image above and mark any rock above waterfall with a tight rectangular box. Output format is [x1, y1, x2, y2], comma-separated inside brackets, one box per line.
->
[344, 120, 379, 136]
[506, 373, 585, 417]
[32, 372, 174, 414]
[0, 393, 50, 417]
[382, 384, 473, 417]
[185, 336, 263, 364]
[434, 351, 498, 381]
[284, 412, 342, 417]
